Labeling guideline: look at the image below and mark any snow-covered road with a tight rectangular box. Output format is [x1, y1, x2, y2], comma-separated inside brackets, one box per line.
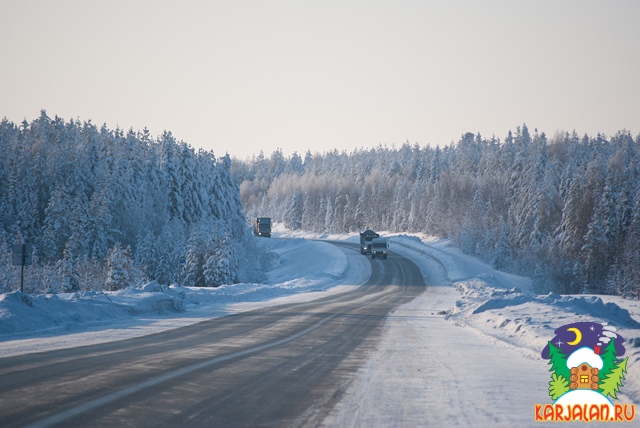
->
[325, 243, 551, 427]
[0, 237, 363, 358]
[323, 235, 640, 427]
[1, 226, 639, 426]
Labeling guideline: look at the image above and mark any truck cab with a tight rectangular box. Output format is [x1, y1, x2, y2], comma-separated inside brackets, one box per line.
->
[371, 238, 388, 259]
[360, 230, 380, 254]
[253, 217, 272, 238]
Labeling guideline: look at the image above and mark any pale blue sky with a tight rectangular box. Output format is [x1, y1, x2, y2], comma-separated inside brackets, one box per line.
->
[1, 0, 639, 159]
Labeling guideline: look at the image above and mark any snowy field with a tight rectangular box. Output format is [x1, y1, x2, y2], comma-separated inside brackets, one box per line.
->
[1, 225, 639, 426]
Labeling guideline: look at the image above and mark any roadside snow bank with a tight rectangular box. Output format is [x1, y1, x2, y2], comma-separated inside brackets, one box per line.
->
[274, 227, 640, 382]
[328, 231, 640, 425]
[390, 234, 640, 406]
[0, 237, 355, 356]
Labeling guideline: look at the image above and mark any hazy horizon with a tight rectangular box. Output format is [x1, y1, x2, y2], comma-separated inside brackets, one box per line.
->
[2, 1, 639, 159]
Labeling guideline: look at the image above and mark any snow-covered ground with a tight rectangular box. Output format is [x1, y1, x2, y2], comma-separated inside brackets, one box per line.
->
[275, 227, 640, 426]
[2, 225, 639, 426]
[0, 235, 361, 358]
[323, 234, 640, 426]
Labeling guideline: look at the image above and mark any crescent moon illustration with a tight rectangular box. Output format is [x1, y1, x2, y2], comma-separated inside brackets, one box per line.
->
[567, 327, 582, 346]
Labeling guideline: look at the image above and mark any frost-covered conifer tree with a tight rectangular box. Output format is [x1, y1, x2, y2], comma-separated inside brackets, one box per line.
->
[105, 243, 133, 291]
[284, 190, 303, 230]
[492, 223, 512, 270]
[324, 196, 335, 233]
[56, 246, 80, 292]
[0, 233, 13, 292]
[204, 233, 238, 287]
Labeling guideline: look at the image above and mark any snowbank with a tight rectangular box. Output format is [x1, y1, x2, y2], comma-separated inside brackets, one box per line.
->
[273, 227, 640, 365]
[316, 230, 640, 425]
[0, 237, 361, 357]
[389, 233, 640, 409]
[2, 224, 639, 417]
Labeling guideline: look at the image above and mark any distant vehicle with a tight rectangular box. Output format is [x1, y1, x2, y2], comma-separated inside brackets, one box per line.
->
[360, 230, 379, 254]
[253, 217, 271, 238]
[371, 238, 388, 259]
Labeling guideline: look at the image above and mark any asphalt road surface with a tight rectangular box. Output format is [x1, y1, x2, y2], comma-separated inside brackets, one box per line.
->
[0, 241, 426, 428]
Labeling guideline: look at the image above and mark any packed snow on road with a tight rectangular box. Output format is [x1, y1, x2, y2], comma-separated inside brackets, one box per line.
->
[1, 225, 639, 426]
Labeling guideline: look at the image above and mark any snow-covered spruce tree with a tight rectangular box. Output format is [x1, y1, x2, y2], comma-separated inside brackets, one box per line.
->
[619, 188, 640, 298]
[183, 227, 207, 288]
[203, 232, 238, 287]
[492, 222, 512, 270]
[105, 243, 134, 291]
[324, 196, 335, 233]
[532, 263, 553, 294]
[235, 128, 640, 296]
[149, 220, 184, 286]
[581, 204, 609, 293]
[0, 233, 14, 293]
[284, 190, 303, 230]
[0, 113, 249, 292]
[300, 194, 314, 231]
[459, 189, 486, 256]
[41, 185, 74, 262]
[87, 187, 113, 261]
[333, 194, 347, 234]
[344, 193, 357, 232]
[354, 191, 366, 232]
[55, 246, 80, 293]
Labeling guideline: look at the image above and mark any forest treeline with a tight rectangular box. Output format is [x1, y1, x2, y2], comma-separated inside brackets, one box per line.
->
[0, 111, 265, 293]
[234, 126, 640, 297]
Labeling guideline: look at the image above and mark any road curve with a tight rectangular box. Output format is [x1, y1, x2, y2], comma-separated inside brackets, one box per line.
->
[0, 241, 426, 428]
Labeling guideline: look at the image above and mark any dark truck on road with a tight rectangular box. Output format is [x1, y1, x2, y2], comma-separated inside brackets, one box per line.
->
[253, 217, 272, 238]
[360, 230, 379, 254]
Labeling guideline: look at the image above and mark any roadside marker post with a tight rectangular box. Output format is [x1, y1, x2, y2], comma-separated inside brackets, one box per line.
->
[11, 243, 33, 293]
